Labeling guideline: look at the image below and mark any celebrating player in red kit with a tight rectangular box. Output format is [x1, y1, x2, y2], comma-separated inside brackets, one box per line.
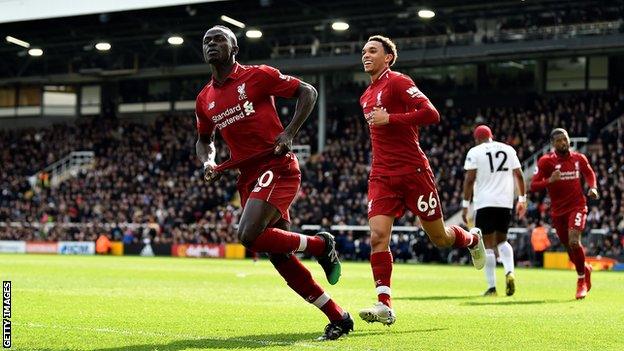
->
[195, 25, 353, 340]
[530, 128, 599, 299]
[358, 35, 486, 325]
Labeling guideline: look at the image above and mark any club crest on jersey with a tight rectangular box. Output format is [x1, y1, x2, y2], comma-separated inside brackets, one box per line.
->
[406, 86, 424, 98]
[207, 101, 215, 110]
[376, 91, 383, 106]
[363, 101, 367, 108]
[243, 101, 255, 116]
[237, 83, 247, 100]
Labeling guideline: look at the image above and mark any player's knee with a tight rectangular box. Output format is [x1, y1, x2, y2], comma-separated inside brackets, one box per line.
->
[370, 229, 389, 249]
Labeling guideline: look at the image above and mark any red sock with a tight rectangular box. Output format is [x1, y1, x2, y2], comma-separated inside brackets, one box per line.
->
[371, 251, 393, 308]
[567, 245, 586, 276]
[451, 225, 478, 249]
[320, 299, 345, 322]
[272, 254, 344, 321]
[250, 228, 325, 255]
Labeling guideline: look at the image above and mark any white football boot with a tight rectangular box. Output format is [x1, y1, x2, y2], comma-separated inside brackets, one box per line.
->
[358, 302, 396, 326]
[468, 227, 486, 270]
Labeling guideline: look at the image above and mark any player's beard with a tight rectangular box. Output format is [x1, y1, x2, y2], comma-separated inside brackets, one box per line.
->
[555, 147, 569, 155]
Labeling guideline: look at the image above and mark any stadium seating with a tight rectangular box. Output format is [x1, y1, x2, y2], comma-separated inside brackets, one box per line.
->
[1, 88, 622, 263]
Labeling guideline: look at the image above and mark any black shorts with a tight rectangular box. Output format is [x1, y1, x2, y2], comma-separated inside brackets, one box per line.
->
[474, 207, 512, 235]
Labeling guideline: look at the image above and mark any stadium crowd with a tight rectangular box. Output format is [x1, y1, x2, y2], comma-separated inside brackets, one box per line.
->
[1, 87, 623, 263]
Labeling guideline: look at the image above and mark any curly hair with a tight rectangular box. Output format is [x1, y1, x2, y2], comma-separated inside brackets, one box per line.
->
[367, 35, 397, 66]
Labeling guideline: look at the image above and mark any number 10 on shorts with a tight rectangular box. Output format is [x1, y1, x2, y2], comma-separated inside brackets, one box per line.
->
[417, 192, 438, 213]
[252, 170, 274, 192]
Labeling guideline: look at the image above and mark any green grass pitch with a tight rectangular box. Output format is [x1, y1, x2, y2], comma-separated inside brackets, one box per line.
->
[2, 254, 623, 350]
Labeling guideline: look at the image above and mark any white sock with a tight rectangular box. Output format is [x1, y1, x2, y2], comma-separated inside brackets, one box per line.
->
[485, 249, 496, 289]
[497, 241, 515, 274]
[297, 235, 307, 252]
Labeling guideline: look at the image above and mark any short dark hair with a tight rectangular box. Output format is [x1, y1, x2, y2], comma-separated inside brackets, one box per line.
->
[209, 25, 238, 46]
[368, 35, 397, 66]
[550, 128, 568, 140]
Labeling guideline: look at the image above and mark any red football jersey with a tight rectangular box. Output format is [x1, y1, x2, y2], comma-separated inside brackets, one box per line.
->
[359, 68, 440, 176]
[195, 63, 301, 171]
[530, 151, 597, 216]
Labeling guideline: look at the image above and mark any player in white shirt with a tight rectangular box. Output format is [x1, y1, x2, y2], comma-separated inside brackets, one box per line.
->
[462, 125, 527, 296]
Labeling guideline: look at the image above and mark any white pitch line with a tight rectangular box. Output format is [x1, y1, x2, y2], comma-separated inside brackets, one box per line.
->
[18, 322, 352, 350]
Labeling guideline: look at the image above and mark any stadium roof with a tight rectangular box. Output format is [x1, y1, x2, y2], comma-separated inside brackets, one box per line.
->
[0, 0, 622, 80]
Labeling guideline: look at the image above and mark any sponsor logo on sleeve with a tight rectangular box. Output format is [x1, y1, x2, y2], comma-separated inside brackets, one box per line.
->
[406, 86, 424, 98]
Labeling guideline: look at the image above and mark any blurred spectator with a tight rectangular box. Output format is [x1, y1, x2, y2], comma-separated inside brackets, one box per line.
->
[530, 221, 551, 267]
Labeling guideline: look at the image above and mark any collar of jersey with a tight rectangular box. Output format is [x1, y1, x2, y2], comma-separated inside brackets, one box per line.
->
[211, 62, 242, 87]
[372, 68, 391, 85]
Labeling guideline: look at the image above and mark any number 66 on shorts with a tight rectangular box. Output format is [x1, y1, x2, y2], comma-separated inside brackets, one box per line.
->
[367, 169, 443, 222]
[417, 192, 438, 212]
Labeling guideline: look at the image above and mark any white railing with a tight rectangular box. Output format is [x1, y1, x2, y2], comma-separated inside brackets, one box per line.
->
[29, 151, 95, 188]
[272, 20, 622, 58]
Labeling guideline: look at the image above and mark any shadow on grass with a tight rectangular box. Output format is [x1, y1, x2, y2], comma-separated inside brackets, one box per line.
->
[394, 295, 478, 301]
[87, 328, 449, 350]
[89, 332, 320, 351]
[462, 299, 575, 306]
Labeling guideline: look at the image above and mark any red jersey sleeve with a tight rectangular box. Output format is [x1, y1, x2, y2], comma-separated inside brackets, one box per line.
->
[388, 74, 440, 126]
[255, 65, 301, 98]
[195, 96, 215, 136]
[578, 153, 597, 188]
[530, 156, 551, 192]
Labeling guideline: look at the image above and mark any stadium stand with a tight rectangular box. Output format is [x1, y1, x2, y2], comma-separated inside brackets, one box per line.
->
[2, 88, 622, 263]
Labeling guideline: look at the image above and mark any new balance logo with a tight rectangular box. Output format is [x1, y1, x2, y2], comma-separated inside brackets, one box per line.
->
[243, 101, 255, 116]
[406, 86, 424, 98]
[208, 101, 215, 110]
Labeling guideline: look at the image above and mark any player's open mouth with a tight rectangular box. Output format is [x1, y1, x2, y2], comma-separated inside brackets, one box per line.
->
[363, 60, 372, 67]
